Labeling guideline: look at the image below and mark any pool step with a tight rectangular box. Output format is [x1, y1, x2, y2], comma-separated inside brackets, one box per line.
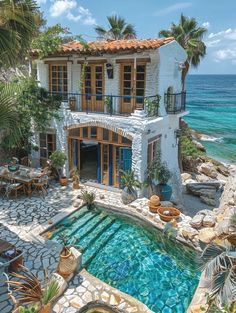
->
[68, 211, 100, 238]
[50, 207, 89, 239]
[77, 214, 109, 242]
[83, 223, 122, 268]
[76, 216, 115, 249]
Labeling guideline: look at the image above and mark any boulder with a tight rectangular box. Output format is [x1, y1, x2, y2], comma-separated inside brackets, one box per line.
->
[198, 162, 218, 178]
[192, 140, 206, 152]
[180, 226, 198, 239]
[217, 165, 230, 177]
[190, 214, 204, 229]
[200, 196, 216, 207]
[202, 215, 216, 227]
[181, 173, 192, 182]
[198, 228, 217, 243]
[196, 174, 211, 183]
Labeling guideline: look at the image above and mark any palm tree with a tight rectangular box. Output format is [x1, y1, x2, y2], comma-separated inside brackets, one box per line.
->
[200, 243, 236, 309]
[159, 14, 207, 90]
[0, 0, 38, 68]
[95, 15, 136, 40]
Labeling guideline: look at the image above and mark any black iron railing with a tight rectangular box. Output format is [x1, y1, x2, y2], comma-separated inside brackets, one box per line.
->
[44, 92, 160, 117]
[164, 91, 186, 114]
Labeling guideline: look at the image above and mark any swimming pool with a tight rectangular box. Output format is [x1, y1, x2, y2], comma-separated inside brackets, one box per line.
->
[47, 206, 200, 313]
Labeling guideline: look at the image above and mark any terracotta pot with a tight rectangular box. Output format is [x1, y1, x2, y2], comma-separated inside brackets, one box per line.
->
[9, 250, 24, 272]
[59, 177, 68, 186]
[157, 207, 180, 222]
[39, 303, 51, 313]
[57, 249, 77, 278]
[69, 99, 76, 111]
[148, 201, 159, 213]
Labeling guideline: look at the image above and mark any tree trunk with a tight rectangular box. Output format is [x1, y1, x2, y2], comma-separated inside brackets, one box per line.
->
[181, 61, 190, 91]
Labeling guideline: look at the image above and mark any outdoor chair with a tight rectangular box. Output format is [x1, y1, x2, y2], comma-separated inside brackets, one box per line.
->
[0, 179, 8, 194]
[32, 174, 49, 198]
[20, 156, 31, 167]
[2, 180, 25, 199]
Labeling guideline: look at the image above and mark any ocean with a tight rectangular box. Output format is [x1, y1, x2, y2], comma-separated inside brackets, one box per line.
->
[185, 74, 236, 164]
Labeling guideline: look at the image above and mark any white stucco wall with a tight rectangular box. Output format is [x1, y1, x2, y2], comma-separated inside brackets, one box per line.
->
[157, 41, 187, 116]
[36, 60, 49, 89]
[34, 41, 186, 201]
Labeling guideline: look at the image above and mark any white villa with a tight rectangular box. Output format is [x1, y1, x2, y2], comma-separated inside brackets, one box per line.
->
[32, 37, 187, 193]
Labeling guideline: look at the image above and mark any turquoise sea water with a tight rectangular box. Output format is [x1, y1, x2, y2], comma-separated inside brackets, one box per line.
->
[49, 206, 200, 313]
[185, 75, 236, 163]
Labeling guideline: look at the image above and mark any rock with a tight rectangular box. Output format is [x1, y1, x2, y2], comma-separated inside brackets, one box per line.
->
[181, 173, 192, 182]
[217, 165, 230, 177]
[191, 304, 208, 313]
[198, 189, 216, 199]
[192, 140, 206, 152]
[186, 182, 220, 194]
[200, 196, 216, 207]
[198, 162, 219, 179]
[190, 214, 204, 229]
[202, 215, 216, 227]
[181, 226, 199, 239]
[160, 201, 174, 207]
[185, 179, 197, 184]
[73, 200, 81, 207]
[196, 174, 211, 183]
[198, 228, 217, 243]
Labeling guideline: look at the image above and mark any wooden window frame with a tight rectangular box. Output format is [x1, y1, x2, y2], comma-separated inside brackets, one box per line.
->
[49, 63, 68, 95]
[147, 136, 161, 165]
[39, 132, 56, 161]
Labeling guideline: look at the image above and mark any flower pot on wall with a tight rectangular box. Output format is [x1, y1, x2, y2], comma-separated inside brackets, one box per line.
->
[159, 184, 172, 201]
[59, 176, 68, 186]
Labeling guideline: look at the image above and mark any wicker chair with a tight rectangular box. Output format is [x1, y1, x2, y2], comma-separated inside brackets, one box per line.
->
[20, 156, 31, 167]
[32, 175, 48, 198]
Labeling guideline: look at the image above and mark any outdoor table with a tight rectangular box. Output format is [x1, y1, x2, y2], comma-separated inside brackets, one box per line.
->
[0, 165, 41, 197]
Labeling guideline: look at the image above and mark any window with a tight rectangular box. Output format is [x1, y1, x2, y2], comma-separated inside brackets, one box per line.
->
[148, 137, 161, 165]
[39, 132, 56, 161]
[49, 64, 68, 96]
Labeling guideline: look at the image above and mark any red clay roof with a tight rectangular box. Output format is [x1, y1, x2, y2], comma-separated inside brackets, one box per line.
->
[59, 37, 175, 55]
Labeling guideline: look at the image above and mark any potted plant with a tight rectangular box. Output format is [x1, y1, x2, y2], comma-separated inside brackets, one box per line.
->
[120, 170, 141, 205]
[7, 267, 59, 313]
[81, 190, 96, 209]
[49, 151, 67, 186]
[146, 157, 172, 201]
[156, 161, 172, 201]
[69, 96, 77, 111]
[57, 233, 77, 278]
[69, 167, 80, 189]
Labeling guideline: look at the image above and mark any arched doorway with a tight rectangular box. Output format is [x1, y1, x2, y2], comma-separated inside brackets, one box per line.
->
[68, 126, 132, 187]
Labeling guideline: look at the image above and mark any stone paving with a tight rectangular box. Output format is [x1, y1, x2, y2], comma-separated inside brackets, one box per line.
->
[0, 182, 204, 313]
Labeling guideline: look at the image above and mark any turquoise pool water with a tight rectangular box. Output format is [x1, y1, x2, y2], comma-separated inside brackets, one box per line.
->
[48, 206, 200, 313]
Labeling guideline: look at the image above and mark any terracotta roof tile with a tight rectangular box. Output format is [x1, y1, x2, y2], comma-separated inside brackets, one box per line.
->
[60, 37, 175, 55]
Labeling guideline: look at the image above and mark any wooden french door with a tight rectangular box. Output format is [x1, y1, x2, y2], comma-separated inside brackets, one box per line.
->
[120, 63, 146, 114]
[101, 143, 109, 185]
[82, 64, 104, 112]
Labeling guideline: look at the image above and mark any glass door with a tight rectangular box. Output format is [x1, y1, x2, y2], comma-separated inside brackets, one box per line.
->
[82, 64, 104, 112]
[120, 63, 146, 113]
[113, 146, 120, 187]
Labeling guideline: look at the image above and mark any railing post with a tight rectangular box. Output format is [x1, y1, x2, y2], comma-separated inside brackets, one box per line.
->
[110, 95, 113, 116]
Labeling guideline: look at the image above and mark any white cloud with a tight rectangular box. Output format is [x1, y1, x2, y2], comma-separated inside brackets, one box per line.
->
[50, 0, 76, 17]
[205, 28, 236, 64]
[202, 22, 210, 29]
[154, 2, 192, 16]
[67, 6, 96, 25]
[49, 1, 96, 25]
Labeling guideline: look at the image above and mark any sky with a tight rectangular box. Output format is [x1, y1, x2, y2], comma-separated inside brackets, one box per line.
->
[37, 0, 236, 74]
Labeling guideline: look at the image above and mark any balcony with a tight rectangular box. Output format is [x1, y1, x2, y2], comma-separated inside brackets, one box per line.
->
[164, 91, 186, 114]
[44, 92, 160, 118]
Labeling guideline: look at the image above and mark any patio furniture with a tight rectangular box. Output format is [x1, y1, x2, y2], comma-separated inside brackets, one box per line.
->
[20, 156, 31, 167]
[0, 165, 41, 197]
[32, 174, 49, 198]
[3, 181, 25, 199]
[0, 239, 24, 272]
